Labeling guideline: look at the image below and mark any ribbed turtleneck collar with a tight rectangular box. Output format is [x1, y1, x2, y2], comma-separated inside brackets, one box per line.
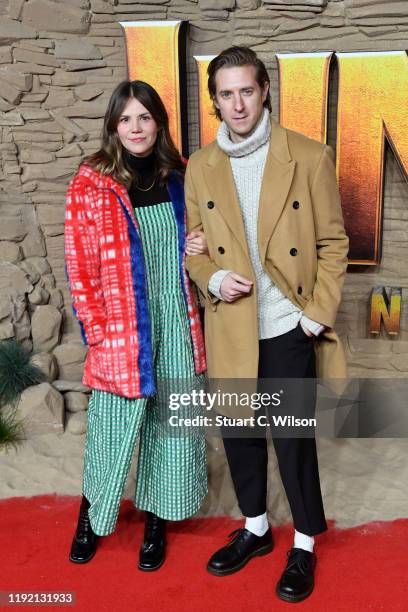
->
[124, 148, 156, 173]
[125, 147, 170, 208]
[216, 107, 271, 158]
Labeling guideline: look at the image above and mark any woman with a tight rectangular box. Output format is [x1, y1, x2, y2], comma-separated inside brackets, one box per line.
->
[64, 80, 208, 570]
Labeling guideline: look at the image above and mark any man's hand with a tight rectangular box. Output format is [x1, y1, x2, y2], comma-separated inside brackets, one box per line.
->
[300, 314, 326, 337]
[299, 319, 314, 337]
[219, 272, 253, 303]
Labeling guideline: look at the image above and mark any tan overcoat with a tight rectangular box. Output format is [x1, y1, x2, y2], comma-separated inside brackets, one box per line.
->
[185, 116, 349, 381]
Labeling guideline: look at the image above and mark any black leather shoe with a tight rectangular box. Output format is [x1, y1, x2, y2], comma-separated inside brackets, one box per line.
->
[138, 512, 166, 571]
[69, 496, 98, 564]
[276, 548, 316, 602]
[207, 527, 274, 576]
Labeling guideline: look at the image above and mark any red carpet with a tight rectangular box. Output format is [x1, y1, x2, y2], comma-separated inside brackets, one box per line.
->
[0, 495, 406, 611]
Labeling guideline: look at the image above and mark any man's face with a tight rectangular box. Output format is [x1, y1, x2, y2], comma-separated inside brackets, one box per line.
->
[213, 65, 269, 143]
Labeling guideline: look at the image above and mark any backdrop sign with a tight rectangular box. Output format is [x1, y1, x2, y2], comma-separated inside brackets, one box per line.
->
[120, 20, 408, 267]
[370, 287, 402, 336]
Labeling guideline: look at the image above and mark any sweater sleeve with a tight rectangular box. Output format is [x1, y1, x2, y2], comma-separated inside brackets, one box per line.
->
[208, 269, 231, 301]
[300, 314, 325, 336]
[64, 180, 107, 345]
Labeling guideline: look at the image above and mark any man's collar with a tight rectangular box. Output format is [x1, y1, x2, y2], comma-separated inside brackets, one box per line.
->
[207, 115, 291, 167]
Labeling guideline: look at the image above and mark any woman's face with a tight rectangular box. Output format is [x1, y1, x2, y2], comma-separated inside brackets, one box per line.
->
[116, 97, 159, 157]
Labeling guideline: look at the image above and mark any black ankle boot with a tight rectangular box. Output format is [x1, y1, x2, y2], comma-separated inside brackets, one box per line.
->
[69, 496, 98, 564]
[138, 512, 166, 571]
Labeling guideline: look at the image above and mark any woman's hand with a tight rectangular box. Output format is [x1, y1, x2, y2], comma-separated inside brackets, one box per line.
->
[185, 230, 208, 256]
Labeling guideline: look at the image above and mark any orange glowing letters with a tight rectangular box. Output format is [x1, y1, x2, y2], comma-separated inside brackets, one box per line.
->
[121, 21, 408, 265]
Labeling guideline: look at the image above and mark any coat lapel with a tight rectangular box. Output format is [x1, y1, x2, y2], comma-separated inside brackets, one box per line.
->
[258, 119, 296, 263]
[202, 117, 296, 264]
[203, 146, 250, 259]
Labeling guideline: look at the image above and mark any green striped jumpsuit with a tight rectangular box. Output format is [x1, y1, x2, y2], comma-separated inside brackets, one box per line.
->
[82, 195, 208, 536]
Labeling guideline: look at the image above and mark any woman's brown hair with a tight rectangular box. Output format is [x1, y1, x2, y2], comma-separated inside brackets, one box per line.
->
[83, 80, 185, 188]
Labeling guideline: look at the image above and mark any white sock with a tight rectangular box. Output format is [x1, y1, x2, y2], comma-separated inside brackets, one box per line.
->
[294, 529, 315, 553]
[245, 513, 269, 537]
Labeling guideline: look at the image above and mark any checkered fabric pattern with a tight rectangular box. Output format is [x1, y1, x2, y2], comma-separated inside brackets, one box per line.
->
[83, 202, 207, 534]
[64, 165, 206, 398]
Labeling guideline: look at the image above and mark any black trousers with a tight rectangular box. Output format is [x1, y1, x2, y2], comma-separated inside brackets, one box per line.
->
[222, 323, 327, 536]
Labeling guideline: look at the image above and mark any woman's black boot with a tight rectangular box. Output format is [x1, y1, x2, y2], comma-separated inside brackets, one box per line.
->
[69, 496, 98, 564]
[138, 512, 166, 571]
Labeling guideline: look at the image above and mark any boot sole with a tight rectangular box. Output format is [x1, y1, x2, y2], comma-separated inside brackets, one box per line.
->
[69, 548, 97, 564]
[275, 583, 314, 603]
[138, 556, 165, 572]
[206, 542, 274, 577]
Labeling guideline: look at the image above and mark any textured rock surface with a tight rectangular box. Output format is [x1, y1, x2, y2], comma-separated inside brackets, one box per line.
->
[52, 342, 87, 381]
[28, 285, 50, 305]
[199, 0, 235, 9]
[22, 0, 90, 34]
[55, 39, 102, 60]
[66, 410, 88, 434]
[64, 390, 89, 413]
[237, 0, 260, 8]
[0, 263, 33, 296]
[0, 296, 11, 321]
[52, 379, 91, 393]
[31, 304, 62, 351]
[17, 382, 64, 435]
[30, 351, 58, 382]
[0, 242, 22, 264]
[0, 320, 14, 340]
[0, 17, 37, 44]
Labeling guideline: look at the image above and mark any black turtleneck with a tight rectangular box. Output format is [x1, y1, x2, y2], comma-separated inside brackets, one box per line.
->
[124, 149, 171, 208]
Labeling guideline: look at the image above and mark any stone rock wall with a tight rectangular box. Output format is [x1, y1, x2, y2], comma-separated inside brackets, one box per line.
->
[0, 0, 128, 419]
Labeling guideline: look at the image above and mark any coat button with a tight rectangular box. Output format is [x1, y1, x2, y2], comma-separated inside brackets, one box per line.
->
[290, 248, 298, 256]
[207, 201, 214, 209]
[218, 246, 225, 254]
[297, 286, 302, 295]
[293, 201, 300, 209]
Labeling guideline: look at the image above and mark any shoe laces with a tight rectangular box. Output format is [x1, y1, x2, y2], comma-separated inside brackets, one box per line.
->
[76, 506, 92, 541]
[227, 528, 248, 543]
[285, 549, 311, 576]
[145, 514, 164, 541]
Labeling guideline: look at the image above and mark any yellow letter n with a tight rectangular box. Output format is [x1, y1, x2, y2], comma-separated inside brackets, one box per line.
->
[370, 287, 401, 336]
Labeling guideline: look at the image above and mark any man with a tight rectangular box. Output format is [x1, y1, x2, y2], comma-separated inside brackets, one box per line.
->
[185, 46, 348, 603]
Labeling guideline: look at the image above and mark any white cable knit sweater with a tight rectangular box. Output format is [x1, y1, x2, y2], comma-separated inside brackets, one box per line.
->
[208, 108, 324, 339]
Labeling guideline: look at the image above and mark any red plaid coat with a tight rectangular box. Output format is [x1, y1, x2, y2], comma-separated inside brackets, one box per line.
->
[65, 164, 206, 398]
